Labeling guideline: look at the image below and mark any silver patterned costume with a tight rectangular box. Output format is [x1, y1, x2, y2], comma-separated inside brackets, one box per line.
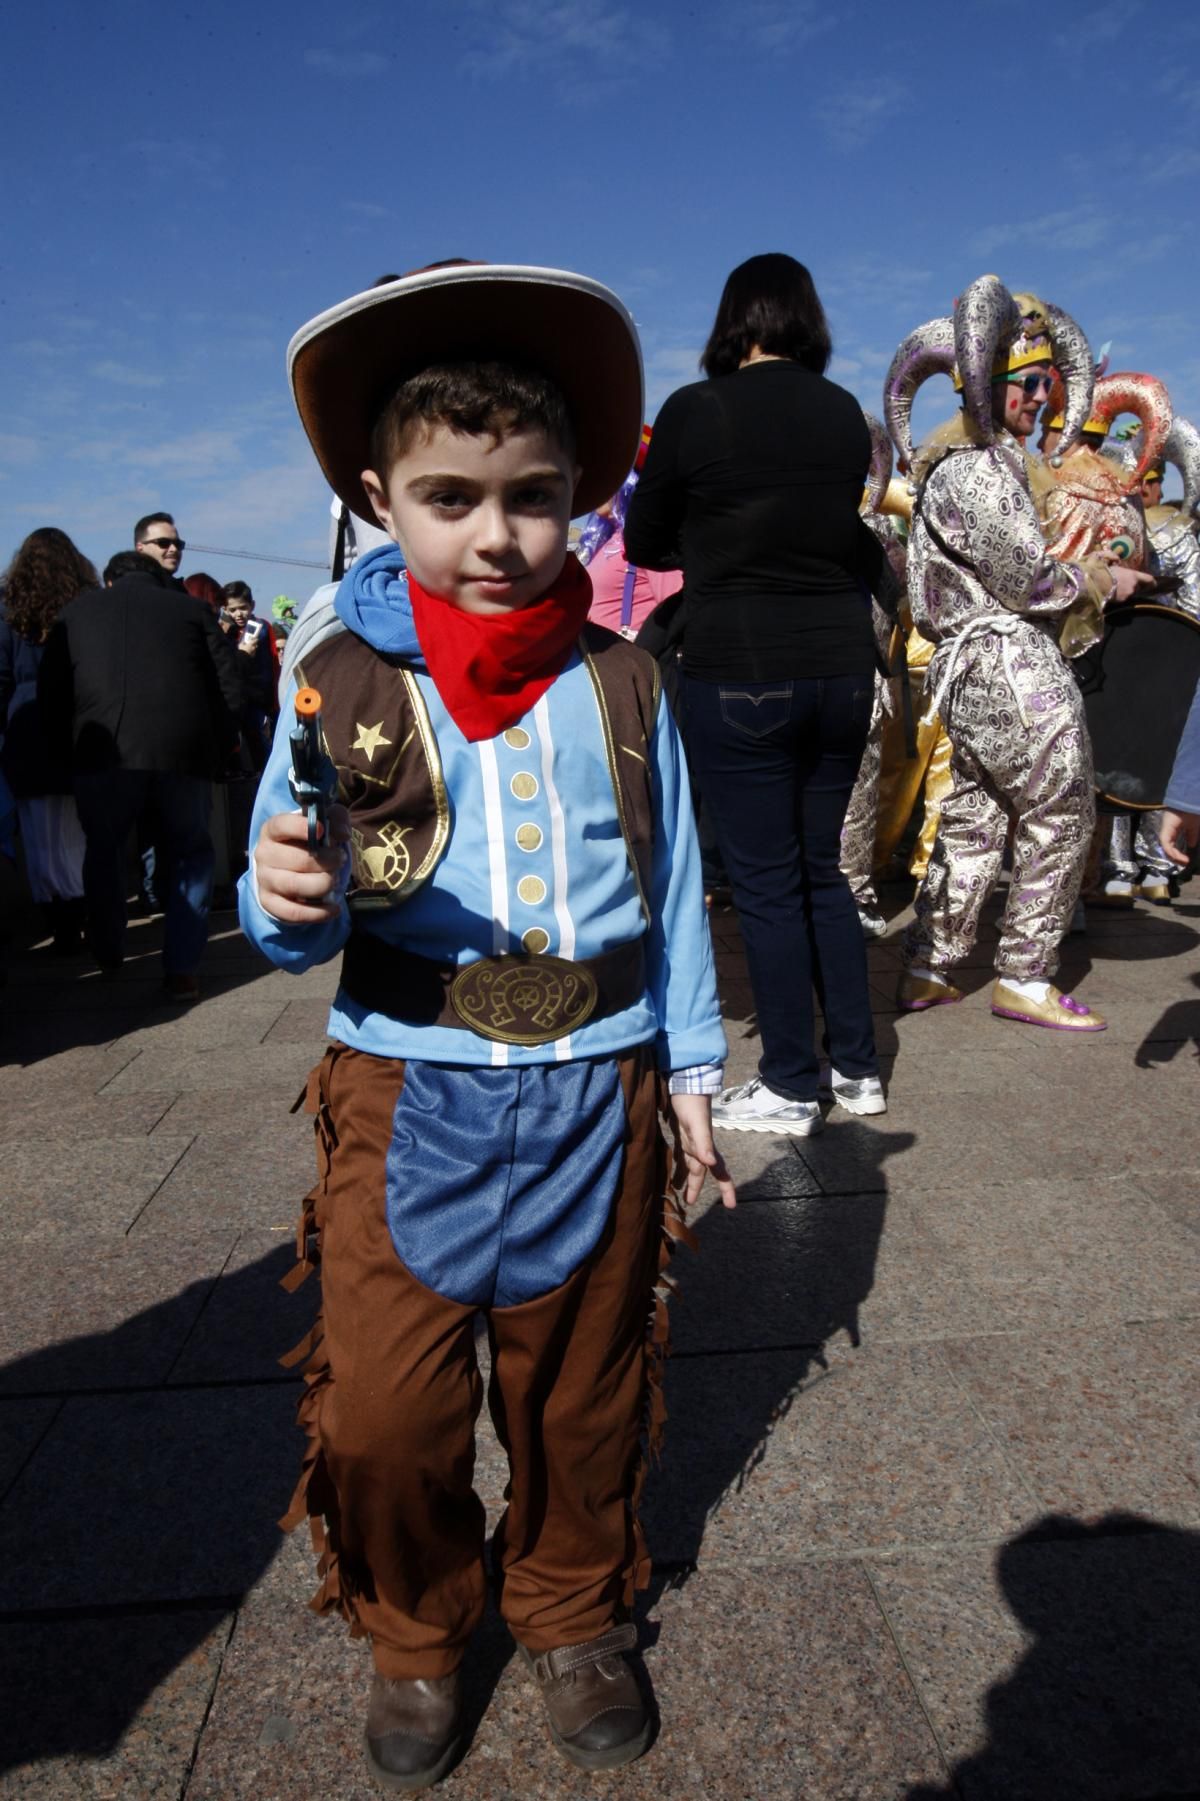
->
[884, 277, 1112, 990]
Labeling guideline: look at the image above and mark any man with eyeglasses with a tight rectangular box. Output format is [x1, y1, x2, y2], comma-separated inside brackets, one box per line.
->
[884, 277, 1152, 1032]
[134, 513, 186, 581]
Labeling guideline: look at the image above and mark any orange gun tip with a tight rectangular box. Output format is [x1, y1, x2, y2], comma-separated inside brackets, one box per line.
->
[294, 687, 322, 717]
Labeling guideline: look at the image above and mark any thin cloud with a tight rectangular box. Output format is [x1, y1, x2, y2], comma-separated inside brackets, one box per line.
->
[1054, 0, 1141, 48]
[458, 0, 669, 81]
[91, 360, 165, 389]
[722, 1, 834, 53]
[969, 205, 1110, 259]
[0, 434, 41, 465]
[345, 200, 393, 220]
[304, 47, 390, 77]
[814, 79, 907, 152]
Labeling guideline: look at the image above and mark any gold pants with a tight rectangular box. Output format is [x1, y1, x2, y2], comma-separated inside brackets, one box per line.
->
[873, 675, 955, 880]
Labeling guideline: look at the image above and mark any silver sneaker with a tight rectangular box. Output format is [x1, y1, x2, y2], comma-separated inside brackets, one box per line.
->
[819, 1065, 887, 1116]
[711, 1077, 823, 1137]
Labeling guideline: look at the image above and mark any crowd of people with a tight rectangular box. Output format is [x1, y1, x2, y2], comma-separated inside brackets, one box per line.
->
[0, 515, 285, 994]
[3, 250, 1200, 1787]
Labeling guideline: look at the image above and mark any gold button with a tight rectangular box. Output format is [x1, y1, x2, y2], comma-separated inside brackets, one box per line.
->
[504, 727, 531, 750]
[517, 874, 547, 905]
[510, 772, 539, 801]
[515, 823, 543, 853]
[522, 927, 550, 954]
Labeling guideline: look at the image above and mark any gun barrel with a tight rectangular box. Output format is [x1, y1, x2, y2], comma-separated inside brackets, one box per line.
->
[295, 686, 322, 720]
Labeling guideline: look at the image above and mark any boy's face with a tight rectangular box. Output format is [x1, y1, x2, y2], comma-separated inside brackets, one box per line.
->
[225, 596, 252, 628]
[361, 422, 579, 615]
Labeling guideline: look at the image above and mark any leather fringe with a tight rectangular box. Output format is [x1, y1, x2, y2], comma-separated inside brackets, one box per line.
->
[276, 1051, 368, 1639]
[625, 1104, 696, 1602]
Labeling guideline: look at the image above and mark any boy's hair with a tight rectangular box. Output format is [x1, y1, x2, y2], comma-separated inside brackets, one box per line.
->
[105, 549, 169, 585]
[368, 360, 577, 479]
[222, 579, 253, 604]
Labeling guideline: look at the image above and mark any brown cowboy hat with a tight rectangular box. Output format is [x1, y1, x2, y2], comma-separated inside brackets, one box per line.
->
[287, 262, 644, 520]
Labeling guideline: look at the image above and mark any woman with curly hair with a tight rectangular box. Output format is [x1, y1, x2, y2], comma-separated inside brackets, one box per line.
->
[0, 527, 98, 950]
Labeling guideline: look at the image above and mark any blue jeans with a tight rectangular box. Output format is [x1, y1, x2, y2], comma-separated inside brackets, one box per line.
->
[75, 770, 214, 976]
[682, 673, 877, 1100]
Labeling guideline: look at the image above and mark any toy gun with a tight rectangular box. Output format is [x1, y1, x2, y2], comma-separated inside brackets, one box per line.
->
[289, 687, 339, 849]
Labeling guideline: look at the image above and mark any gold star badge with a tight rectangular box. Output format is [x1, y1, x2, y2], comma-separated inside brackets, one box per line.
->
[352, 720, 393, 764]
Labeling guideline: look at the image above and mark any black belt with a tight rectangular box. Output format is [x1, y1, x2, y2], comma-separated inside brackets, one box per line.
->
[340, 934, 646, 1046]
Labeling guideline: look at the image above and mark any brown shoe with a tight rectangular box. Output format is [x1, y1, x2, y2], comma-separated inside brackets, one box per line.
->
[521, 1622, 652, 1771]
[163, 972, 201, 1004]
[364, 1672, 463, 1792]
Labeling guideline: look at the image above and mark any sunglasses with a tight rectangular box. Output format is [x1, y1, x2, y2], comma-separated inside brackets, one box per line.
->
[141, 535, 185, 552]
[1006, 371, 1054, 399]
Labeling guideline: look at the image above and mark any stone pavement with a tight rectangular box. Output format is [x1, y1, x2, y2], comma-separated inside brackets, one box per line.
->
[1, 888, 1199, 1800]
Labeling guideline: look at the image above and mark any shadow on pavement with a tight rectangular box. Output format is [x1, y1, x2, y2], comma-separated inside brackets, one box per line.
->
[1135, 969, 1200, 1069]
[644, 1119, 915, 1584]
[906, 1513, 1200, 1801]
[0, 1243, 309, 1778]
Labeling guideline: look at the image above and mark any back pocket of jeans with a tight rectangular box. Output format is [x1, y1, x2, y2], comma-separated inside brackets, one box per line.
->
[719, 684, 794, 740]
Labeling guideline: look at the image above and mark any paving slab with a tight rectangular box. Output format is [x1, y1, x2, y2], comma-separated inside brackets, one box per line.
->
[3, 1133, 195, 1241]
[0, 1234, 238, 1394]
[942, 1319, 1200, 1525]
[908, 1176, 1200, 1331]
[0, 1612, 231, 1799]
[0, 1399, 59, 1497]
[102, 1041, 321, 1095]
[134, 1123, 321, 1233]
[0, 1387, 300, 1610]
[187, 1564, 947, 1801]
[261, 998, 338, 1043]
[152, 1085, 313, 1136]
[168, 1230, 319, 1385]
[0, 1090, 176, 1142]
[641, 1340, 1033, 1565]
[675, 1189, 1009, 1355]
[106, 996, 290, 1055]
[870, 1523, 1200, 1801]
[0, 1043, 141, 1094]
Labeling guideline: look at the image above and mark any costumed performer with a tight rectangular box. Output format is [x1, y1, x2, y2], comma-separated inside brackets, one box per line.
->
[240, 261, 734, 1789]
[883, 275, 1152, 1031]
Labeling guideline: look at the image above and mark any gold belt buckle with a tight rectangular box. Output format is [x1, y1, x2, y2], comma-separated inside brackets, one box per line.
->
[449, 953, 599, 1045]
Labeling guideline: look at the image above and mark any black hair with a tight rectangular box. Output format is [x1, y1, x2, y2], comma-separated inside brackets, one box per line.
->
[105, 549, 171, 585]
[222, 580, 253, 603]
[368, 360, 576, 479]
[133, 511, 174, 545]
[700, 253, 832, 379]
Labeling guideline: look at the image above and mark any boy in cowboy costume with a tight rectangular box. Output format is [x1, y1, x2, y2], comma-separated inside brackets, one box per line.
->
[240, 262, 732, 1790]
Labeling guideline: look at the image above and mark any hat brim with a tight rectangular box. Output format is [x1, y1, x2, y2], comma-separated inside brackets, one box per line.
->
[288, 264, 644, 521]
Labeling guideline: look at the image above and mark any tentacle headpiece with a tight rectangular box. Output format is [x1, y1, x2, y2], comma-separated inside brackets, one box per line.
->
[882, 317, 955, 467]
[861, 410, 893, 513]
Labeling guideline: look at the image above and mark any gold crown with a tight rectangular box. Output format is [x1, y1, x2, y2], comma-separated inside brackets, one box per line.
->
[1045, 413, 1107, 436]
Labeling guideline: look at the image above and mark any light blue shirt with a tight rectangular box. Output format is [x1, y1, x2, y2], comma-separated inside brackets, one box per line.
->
[239, 646, 726, 1074]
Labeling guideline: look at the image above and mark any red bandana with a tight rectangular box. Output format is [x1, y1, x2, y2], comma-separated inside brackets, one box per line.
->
[408, 554, 594, 742]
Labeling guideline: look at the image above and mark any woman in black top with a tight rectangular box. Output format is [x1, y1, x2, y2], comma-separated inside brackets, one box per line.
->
[625, 253, 884, 1133]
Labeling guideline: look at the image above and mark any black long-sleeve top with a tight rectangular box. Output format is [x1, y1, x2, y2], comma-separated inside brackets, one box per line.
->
[624, 360, 884, 680]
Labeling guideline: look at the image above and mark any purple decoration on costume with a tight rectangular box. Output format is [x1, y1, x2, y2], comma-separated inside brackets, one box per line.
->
[862, 410, 892, 511]
[575, 469, 640, 566]
[953, 275, 1020, 447]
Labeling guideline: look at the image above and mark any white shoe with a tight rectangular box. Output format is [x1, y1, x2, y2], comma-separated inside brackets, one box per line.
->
[712, 1077, 823, 1137]
[857, 907, 887, 939]
[818, 1064, 888, 1115]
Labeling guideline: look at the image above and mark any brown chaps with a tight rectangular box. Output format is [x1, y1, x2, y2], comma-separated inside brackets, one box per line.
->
[280, 1041, 682, 1680]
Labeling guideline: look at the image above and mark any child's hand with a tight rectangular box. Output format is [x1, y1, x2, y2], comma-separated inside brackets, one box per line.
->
[254, 807, 350, 923]
[668, 1093, 736, 1211]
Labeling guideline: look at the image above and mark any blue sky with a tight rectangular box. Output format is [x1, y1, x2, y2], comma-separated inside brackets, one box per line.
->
[3, 0, 1198, 609]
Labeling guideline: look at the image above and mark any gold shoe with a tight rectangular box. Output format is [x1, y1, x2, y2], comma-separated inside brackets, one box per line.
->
[897, 971, 963, 1011]
[991, 982, 1106, 1032]
[1139, 882, 1171, 904]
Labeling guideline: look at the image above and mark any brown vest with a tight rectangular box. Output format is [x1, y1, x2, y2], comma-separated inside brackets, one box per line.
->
[294, 623, 661, 920]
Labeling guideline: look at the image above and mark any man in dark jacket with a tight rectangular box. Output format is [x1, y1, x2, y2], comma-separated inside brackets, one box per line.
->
[38, 558, 245, 998]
